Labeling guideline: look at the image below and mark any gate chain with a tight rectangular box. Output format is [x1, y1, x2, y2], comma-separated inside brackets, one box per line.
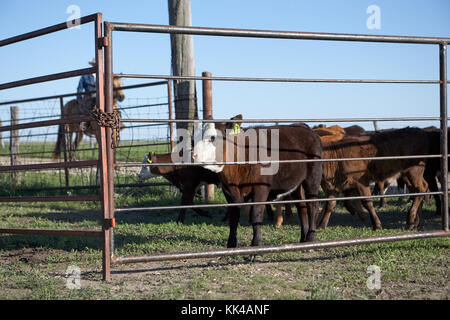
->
[91, 105, 121, 149]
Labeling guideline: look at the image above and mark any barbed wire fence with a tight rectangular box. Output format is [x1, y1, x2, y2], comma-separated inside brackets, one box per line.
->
[0, 81, 174, 195]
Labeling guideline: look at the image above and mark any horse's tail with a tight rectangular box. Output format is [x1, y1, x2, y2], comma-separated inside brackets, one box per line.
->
[52, 123, 65, 159]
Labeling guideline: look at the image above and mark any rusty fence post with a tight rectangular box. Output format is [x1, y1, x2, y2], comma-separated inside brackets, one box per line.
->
[202, 71, 215, 201]
[439, 43, 449, 231]
[10, 106, 21, 185]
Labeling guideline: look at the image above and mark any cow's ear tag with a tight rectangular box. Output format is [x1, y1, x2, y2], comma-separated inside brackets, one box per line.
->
[228, 123, 241, 135]
[147, 155, 153, 163]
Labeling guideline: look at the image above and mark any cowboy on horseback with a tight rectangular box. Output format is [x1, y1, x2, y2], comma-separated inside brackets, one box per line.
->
[77, 58, 96, 131]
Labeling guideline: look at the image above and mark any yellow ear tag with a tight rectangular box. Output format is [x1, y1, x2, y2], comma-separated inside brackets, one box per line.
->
[229, 123, 241, 135]
[147, 157, 152, 164]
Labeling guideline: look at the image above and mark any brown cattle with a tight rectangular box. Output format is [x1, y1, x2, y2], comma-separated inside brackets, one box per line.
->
[317, 127, 431, 230]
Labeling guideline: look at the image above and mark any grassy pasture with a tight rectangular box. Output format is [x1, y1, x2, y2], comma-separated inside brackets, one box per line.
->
[0, 171, 448, 300]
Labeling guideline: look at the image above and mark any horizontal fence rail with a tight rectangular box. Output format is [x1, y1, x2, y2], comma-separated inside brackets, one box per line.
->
[115, 191, 444, 213]
[120, 117, 442, 123]
[0, 67, 96, 91]
[0, 80, 168, 106]
[117, 154, 443, 168]
[112, 230, 450, 264]
[0, 228, 102, 237]
[117, 73, 443, 85]
[108, 22, 450, 44]
[0, 195, 100, 203]
[0, 14, 99, 47]
[0, 160, 98, 172]
[0, 115, 93, 132]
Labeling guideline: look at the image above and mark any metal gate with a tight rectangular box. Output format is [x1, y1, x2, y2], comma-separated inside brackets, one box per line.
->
[103, 21, 449, 281]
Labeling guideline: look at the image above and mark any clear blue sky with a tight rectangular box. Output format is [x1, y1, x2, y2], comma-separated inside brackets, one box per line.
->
[1, 0, 449, 132]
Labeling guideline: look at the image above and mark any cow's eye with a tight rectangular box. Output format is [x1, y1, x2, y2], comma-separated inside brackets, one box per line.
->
[210, 136, 216, 143]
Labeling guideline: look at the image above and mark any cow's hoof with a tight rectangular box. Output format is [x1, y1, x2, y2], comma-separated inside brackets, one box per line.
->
[227, 238, 237, 248]
[373, 224, 382, 231]
[305, 231, 316, 242]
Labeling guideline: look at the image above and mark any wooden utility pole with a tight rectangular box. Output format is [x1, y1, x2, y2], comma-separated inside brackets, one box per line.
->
[168, 0, 198, 139]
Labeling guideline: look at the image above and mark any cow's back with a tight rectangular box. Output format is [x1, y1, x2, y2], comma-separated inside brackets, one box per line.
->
[225, 124, 322, 193]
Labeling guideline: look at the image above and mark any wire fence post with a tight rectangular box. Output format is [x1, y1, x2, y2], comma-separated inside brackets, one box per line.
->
[0, 119, 4, 148]
[59, 97, 70, 187]
[202, 71, 215, 201]
[439, 43, 449, 231]
[10, 106, 21, 185]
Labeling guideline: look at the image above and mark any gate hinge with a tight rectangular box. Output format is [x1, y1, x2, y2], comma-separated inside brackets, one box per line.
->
[98, 37, 109, 48]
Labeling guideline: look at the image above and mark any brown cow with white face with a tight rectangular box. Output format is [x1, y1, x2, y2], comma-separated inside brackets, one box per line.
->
[193, 117, 322, 248]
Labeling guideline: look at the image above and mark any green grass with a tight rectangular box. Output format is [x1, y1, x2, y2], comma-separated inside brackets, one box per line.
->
[0, 171, 448, 300]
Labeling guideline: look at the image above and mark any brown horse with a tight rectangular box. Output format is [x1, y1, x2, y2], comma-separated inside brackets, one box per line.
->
[53, 77, 125, 161]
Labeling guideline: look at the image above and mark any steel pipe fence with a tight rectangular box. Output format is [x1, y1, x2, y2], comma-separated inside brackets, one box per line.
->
[98, 20, 450, 281]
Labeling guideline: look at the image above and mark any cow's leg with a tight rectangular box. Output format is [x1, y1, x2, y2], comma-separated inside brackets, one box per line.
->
[377, 181, 388, 208]
[285, 203, 295, 224]
[404, 172, 428, 230]
[317, 197, 336, 230]
[425, 171, 440, 216]
[177, 189, 194, 224]
[250, 186, 270, 247]
[274, 204, 283, 228]
[226, 188, 242, 248]
[342, 188, 367, 223]
[303, 173, 321, 242]
[243, 205, 251, 223]
[294, 187, 309, 242]
[221, 191, 234, 222]
[355, 183, 382, 230]
[408, 196, 424, 229]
